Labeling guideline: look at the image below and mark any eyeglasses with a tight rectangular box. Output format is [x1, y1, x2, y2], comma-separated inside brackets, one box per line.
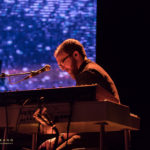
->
[58, 54, 72, 69]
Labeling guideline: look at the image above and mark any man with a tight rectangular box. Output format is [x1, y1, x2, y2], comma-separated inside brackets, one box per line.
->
[54, 38, 120, 102]
[38, 39, 121, 150]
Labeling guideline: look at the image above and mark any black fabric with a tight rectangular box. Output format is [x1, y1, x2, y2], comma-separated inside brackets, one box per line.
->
[75, 60, 119, 100]
[70, 60, 123, 150]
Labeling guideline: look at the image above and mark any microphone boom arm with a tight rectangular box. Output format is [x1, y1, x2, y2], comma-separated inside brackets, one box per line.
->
[0, 64, 51, 85]
[0, 71, 32, 78]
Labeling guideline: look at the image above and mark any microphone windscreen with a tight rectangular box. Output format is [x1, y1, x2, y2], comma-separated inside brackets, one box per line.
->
[44, 64, 51, 71]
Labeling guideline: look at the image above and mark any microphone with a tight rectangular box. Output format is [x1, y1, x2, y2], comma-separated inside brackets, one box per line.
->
[24, 64, 51, 80]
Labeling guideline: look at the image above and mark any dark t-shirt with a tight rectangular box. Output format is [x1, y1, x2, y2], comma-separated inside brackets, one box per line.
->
[59, 60, 122, 150]
[75, 59, 119, 100]
[64, 60, 123, 150]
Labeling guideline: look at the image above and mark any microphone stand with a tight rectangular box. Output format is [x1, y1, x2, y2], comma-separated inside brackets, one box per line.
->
[0, 71, 38, 84]
[0, 64, 50, 84]
[0, 72, 31, 77]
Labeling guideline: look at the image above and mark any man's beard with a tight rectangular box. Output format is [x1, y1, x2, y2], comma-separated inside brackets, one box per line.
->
[69, 58, 79, 79]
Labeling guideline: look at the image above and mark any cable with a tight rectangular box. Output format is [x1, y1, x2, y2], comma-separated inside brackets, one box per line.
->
[66, 101, 74, 147]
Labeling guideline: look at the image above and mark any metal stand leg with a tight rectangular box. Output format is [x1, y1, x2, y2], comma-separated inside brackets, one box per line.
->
[32, 133, 37, 150]
[100, 123, 106, 150]
[124, 129, 131, 150]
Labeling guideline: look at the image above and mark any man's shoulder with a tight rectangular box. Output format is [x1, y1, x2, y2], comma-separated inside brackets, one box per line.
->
[77, 61, 104, 83]
[84, 60, 107, 76]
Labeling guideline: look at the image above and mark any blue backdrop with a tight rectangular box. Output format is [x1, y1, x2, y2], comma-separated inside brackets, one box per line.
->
[0, 0, 97, 91]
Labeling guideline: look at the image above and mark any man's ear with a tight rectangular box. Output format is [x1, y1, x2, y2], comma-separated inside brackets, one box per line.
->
[72, 51, 79, 59]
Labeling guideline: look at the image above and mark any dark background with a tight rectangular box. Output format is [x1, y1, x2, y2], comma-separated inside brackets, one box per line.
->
[96, 0, 149, 149]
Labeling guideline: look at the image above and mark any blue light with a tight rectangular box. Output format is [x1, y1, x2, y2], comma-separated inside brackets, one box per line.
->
[0, 0, 97, 91]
